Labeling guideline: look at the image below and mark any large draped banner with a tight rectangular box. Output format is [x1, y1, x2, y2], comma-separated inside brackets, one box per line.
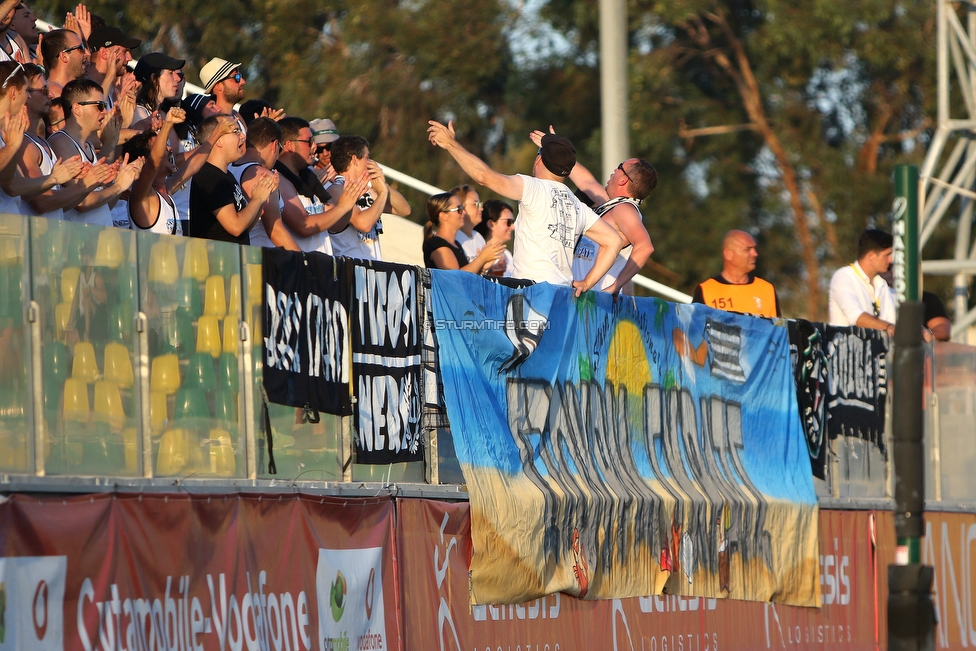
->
[430, 271, 819, 606]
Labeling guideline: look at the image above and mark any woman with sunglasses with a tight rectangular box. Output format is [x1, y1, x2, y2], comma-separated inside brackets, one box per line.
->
[450, 184, 486, 263]
[423, 192, 503, 273]
[474, 199, 516, 277]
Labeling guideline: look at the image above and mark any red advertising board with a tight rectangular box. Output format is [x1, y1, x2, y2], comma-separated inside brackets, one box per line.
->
[0, 493, 399, 651]
[397, 500, 895, 651]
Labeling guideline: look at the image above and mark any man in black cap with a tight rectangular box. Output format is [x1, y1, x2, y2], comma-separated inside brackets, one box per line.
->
[86, 26, 139, 107]
[428, 119, 622, 294]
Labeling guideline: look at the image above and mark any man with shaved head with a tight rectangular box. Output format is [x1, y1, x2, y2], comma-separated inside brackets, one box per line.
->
[693, 229, 780, 317]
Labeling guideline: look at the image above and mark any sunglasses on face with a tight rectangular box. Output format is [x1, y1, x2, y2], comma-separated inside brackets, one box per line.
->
[444, 206, 462, 213]
[76, 100, 108, 111]
[290, 137, 314, 147]
[465, 200, 483, 210]
[617, 162, 634, 184]
[61, 43, 87, 55]
[26, 85, 48, 96]
[221, 72, 243, 84]
[500, 218, 515, 226]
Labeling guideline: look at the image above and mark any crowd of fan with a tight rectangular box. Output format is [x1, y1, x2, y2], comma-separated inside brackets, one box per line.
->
[0, 0, 413, 264]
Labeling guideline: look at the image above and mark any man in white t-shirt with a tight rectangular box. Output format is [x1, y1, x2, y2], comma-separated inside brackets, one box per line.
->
[427, 120, 622, 294]
[828, 228, 896, 335]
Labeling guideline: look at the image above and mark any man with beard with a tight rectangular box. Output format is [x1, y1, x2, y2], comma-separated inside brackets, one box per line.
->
[86, 25, 139, 107]
[200, 57, 247, 133]
[274, 117, 367, 254]
[41, 28, 88, 98]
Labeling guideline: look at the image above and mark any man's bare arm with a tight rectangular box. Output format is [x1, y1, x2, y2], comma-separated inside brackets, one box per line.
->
[605, 205, 654, 295]
[573, 218, 623, 296]
[428, 119, 523, 201]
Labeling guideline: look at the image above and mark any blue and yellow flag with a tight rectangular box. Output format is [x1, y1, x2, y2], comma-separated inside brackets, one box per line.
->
[430, 271, 819, 607]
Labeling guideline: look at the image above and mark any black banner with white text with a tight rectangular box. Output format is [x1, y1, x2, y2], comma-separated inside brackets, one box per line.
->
[262, 248, 352, 415]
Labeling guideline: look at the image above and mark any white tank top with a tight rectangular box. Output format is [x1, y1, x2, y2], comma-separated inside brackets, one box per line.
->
[130, 189, 183, 236]
[290, 191, 332, 255]
[229, 161, 276, 248]
[50, 130, 114, 227]
[0, 34, 26, 63]
[18, 134, 63, 220]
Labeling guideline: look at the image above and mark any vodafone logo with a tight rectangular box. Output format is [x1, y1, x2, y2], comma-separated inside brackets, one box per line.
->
[32, 580, 48, 640]
[364, 568, 375, 621]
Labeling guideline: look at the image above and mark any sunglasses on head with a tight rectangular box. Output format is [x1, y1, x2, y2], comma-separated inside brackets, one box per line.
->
[0, 62, 22, 90]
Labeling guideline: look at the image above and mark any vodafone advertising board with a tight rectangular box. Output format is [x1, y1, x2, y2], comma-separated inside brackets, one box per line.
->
[0, 494, 398, 651]
[397, 501, 896, 651]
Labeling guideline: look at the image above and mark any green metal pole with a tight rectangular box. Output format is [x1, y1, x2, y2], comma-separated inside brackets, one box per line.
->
[893, 165, 922, 567]
[892, 165, 920, 306]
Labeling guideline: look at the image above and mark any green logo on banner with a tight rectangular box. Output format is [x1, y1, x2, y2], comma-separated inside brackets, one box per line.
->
[329, 570, 346, 622]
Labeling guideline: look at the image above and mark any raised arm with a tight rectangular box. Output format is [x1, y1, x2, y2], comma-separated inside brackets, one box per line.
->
[428, 119, 523, 201]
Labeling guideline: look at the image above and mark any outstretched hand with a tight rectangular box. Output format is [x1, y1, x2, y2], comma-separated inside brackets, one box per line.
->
[427, 120, 456, 149]
[529, 125, 557, 148]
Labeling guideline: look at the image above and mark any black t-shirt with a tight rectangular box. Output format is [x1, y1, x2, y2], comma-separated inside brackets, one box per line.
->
[423, 236, 469, 269]
[189, 162, 250, 245]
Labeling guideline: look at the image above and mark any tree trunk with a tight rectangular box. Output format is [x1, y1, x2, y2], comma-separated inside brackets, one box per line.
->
[686, 11, 824, 318]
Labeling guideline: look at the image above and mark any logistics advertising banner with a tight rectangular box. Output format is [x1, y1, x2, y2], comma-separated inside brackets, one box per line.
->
[397, 499, 892, 651]
[0, 493, 399, 651]
[922, 511, 976, 650]
[430, 271, 819, 606]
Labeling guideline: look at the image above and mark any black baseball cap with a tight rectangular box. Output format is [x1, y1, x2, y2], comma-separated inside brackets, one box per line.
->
[88, 26, 141, 51]
[540, 133, 576, 177]
[133, 52, 185, 83]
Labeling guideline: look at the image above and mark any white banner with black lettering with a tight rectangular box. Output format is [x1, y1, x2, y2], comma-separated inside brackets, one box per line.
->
[351, 260, 424, 463]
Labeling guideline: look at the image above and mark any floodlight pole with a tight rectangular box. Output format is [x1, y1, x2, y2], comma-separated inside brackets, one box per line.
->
[599, 0, 629, 180]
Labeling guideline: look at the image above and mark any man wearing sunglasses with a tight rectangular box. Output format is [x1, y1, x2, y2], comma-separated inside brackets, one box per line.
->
[274, 117, 368, 255]
[530, 127, 658, 296]
[49, 79, 143, 227]
[39, 28, 87, 99]
[200, 57, 247, 134]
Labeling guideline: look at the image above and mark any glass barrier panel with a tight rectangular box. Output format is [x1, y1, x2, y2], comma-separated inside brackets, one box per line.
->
[0, 214, 30, 473]
[931, 341, 976, 502]
[138, 232, 244, 478]
[432, 427, 464, 485]
[242, 245, 344, 480]
[32, 218, 140, 476]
